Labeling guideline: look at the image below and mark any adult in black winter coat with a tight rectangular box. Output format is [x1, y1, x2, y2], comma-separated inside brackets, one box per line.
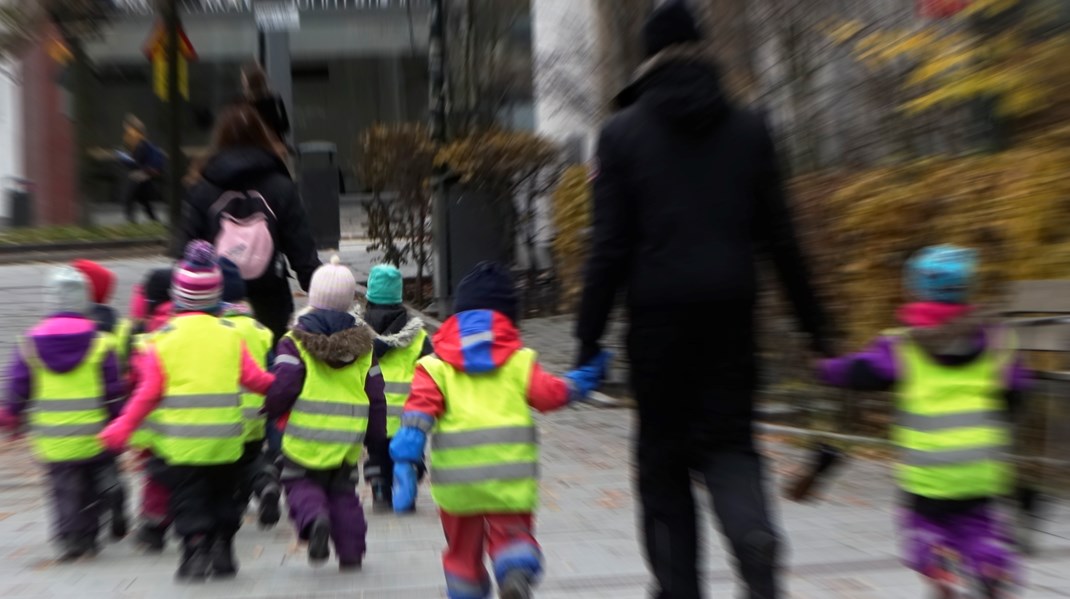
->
[575, 2, 833, 598]
[179, 103, 321, 343]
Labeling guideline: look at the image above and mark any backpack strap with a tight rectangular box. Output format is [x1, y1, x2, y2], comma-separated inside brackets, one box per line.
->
[209, 190, 277, 222]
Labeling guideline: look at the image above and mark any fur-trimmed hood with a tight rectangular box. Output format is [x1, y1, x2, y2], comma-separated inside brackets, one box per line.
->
[376, 317, 425, 350]
[291, 307, 376, 368]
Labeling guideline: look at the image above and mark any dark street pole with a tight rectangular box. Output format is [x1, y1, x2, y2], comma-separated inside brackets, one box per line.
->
[429, 0, 450, 315]
[164, 0, 183, 253]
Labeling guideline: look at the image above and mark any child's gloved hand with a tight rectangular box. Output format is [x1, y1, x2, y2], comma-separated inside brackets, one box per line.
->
[390, 420, 430, 464]
[392, 462, 418, 513]
[565, 351, 613, 402]
[98, 421, 132, 453]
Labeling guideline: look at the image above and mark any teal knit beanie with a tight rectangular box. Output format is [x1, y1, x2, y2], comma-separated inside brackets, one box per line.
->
[367, 265, 404, 305]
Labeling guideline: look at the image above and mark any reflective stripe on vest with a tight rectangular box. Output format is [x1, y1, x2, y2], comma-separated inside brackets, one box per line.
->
[380, 329, 427, 437]
[128, 333, 157, 450]
[281, 333, 372, 470]
[25, 334, 111, 463]
[892, 330, 1014, 500]
[152, 315, 245, 465]
[424, 348, 539, 515]
[226, 314, 273, 442]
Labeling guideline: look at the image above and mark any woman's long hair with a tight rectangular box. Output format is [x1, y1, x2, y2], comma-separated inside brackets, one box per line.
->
[242, 63, 271, 100]
[185, 103, 279, 186]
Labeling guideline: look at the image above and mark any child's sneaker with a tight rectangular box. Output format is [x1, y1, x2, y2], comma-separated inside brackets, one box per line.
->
[499, 570, 533, 599]
[307, 516, 331, 566]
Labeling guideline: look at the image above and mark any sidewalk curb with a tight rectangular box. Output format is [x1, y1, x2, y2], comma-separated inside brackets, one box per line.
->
[0, 238, 167, 264]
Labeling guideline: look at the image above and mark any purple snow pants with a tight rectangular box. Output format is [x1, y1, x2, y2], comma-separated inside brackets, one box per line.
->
[281, 460, 367, 566]
[900, 503, 1019, 583]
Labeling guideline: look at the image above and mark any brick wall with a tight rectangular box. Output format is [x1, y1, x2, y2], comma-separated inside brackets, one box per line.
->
[21, 24, 78, 226]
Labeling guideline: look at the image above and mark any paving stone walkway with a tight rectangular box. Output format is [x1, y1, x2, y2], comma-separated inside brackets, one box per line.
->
[0, 252, 1068, 598]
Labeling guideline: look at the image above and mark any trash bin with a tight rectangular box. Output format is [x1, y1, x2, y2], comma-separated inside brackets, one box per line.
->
[4, 177, 34, 228]
[298, 142, 341, 250]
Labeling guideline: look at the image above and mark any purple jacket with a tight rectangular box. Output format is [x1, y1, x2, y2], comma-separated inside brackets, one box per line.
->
[821, 328, 1029, 401]
[5, 314, 125, 422]
[266, 309, 387, 449]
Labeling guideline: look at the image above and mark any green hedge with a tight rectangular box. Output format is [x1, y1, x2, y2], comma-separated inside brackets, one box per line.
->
[0, 223, 168, 247]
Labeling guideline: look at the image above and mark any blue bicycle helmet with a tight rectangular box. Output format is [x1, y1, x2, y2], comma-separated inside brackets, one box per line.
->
[905, 245, 978, 304]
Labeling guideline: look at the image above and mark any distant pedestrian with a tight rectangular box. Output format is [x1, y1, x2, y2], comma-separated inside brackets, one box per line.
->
[575, 1, 834, 597]
[122, 115, 164, 224]
[100, 241, 275, 582]
[1, 266, 126, 561]
[179, 103, 321, 343]
[266, 256, 385, 570]
[241, 63, 290, 149]
[818, 245, 1024, 598]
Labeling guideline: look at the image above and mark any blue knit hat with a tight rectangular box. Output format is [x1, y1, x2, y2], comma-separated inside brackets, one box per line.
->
[367, 264, 404, 306]
[905, 245, 978, 304]
[454, 262, 518, 322]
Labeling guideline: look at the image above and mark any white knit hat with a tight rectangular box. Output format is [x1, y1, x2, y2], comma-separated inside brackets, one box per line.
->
[46, 266, 91, 315]
[308, 256, 356, 312]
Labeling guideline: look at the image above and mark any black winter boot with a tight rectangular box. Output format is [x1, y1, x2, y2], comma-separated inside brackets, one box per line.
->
[499, 570, 534, 599]
[57, 536, 85, 562]
[176, 536, 212, 583]
[136, 522, 166, 552]
[258, 485, 281, 528]
[307, 516, 331, 566]
[210, 535, 239, 578]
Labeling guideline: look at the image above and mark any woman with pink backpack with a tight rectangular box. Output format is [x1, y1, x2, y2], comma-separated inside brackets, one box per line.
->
[178, 103, 321, 344]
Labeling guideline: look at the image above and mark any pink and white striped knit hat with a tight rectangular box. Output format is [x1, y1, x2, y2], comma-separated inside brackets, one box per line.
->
[171, 240, 223, 312]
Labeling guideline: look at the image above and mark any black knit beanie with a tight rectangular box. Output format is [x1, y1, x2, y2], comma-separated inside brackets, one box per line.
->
[219, 257, 247, 303]
[644, 0, 703, 58]
[144, 267, 174, 305]
[453, 262, 519, 323]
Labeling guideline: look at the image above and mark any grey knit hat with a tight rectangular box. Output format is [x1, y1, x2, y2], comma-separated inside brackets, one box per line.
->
[45, 266, 91, 315]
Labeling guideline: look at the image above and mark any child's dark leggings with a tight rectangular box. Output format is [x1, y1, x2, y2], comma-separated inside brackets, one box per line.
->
[153, 459, 243, 543]
[281, 460, 367, 565]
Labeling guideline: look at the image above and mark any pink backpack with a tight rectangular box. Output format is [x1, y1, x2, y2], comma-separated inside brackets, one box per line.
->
[210, 190, 277, 280]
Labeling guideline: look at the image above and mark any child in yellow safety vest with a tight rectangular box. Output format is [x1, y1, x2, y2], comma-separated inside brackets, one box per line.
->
[265, 256, 387, 570]
[816, 245, 1027, 599]
[100, 242, 275, 583]
[219, 258, 282, 529]
[0, 266, 126, 561]
[362, 264, 434, 512]
[71, 259, 131, 542]
[390, 262, 608, 599]
[125, 267, 176, 552]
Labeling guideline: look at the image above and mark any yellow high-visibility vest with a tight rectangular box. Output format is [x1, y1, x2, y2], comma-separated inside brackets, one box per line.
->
[423, 349, 539, 515]
[281, 334, 372, 470]
[25, 334, 112, 463]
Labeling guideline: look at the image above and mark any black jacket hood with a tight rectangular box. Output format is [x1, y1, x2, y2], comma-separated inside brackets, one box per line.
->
[616, 45, 730, 134]
[201, 146, 288, 189]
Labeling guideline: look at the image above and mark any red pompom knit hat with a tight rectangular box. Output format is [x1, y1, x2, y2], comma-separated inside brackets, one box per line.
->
[71, 259, 117, 304]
